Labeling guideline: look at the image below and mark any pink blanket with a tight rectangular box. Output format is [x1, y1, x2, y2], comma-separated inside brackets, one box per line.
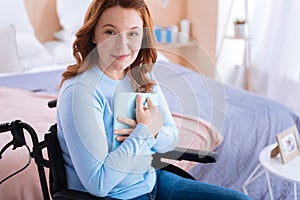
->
[0, 86, 56, 199]
[169, 113, 223, 171]
[0, 86, 222, 199]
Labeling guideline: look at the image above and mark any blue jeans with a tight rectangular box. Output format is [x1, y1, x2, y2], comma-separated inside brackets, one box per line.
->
[130, 169, 252, 200]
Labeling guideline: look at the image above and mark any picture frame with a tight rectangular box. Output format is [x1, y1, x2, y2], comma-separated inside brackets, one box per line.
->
[276, 125, 300, 164]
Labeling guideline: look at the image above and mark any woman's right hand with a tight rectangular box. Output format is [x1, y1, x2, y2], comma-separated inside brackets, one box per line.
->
[135, 94, 163, 138]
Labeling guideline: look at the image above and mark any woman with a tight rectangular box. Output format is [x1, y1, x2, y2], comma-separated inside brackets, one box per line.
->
[57, 0, 251, 199]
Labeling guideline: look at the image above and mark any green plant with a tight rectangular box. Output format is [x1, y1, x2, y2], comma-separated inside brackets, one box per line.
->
[234, 18, 246, 25]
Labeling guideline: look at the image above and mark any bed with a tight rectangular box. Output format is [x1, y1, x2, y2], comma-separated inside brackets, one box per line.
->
[1, 0, 300, 200]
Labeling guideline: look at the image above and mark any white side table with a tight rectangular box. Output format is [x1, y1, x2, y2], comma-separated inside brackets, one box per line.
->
[243, 143, 300, 199]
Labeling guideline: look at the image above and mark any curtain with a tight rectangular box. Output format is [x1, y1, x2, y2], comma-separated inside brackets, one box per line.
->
[217, 0, 300, 114]
[251, 0, 300, 114]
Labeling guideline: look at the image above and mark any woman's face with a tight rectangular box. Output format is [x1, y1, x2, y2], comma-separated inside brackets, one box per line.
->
[93, 6, 143, 79]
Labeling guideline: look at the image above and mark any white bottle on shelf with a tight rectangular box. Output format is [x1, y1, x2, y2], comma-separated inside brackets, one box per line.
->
[179, 19, 190, 44]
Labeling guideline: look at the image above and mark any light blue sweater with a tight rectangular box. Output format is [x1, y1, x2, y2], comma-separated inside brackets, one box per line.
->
[57, 66, 178, 199]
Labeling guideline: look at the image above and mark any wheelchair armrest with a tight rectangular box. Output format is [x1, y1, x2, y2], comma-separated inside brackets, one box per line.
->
[153, 147, 218, 163]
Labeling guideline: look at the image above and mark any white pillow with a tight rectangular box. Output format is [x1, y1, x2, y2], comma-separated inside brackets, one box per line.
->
[43, 40, 74, 64]
[16, 32, 53, 69]
[54, 29, 76, 44]
[0, 0, 34, 34]
[56, 0, 93, 42]
[0, 0, 53, 70]
[0, 25, 22, 73]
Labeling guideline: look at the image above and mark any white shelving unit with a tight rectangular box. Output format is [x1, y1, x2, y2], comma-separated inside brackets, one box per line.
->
[217, 0, 252, 91]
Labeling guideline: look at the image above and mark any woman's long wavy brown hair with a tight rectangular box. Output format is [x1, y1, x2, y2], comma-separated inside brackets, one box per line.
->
[59, 0, 157, 92]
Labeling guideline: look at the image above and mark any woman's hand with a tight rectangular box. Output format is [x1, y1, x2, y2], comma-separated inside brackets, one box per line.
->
[114, 117, 136, 142]
[135, 94, 163, 138]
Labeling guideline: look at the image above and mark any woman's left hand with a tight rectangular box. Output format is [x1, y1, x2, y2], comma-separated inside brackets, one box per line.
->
[114, 116, 137, 142]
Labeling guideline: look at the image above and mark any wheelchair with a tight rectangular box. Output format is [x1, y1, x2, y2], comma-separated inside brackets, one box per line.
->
[0, 100, 217, 200]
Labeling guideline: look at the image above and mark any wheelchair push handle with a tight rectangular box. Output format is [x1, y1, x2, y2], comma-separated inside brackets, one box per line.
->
[0, 120, 51, 200]
[0, 122, 10, 133]
[0, 120, 40, 151]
